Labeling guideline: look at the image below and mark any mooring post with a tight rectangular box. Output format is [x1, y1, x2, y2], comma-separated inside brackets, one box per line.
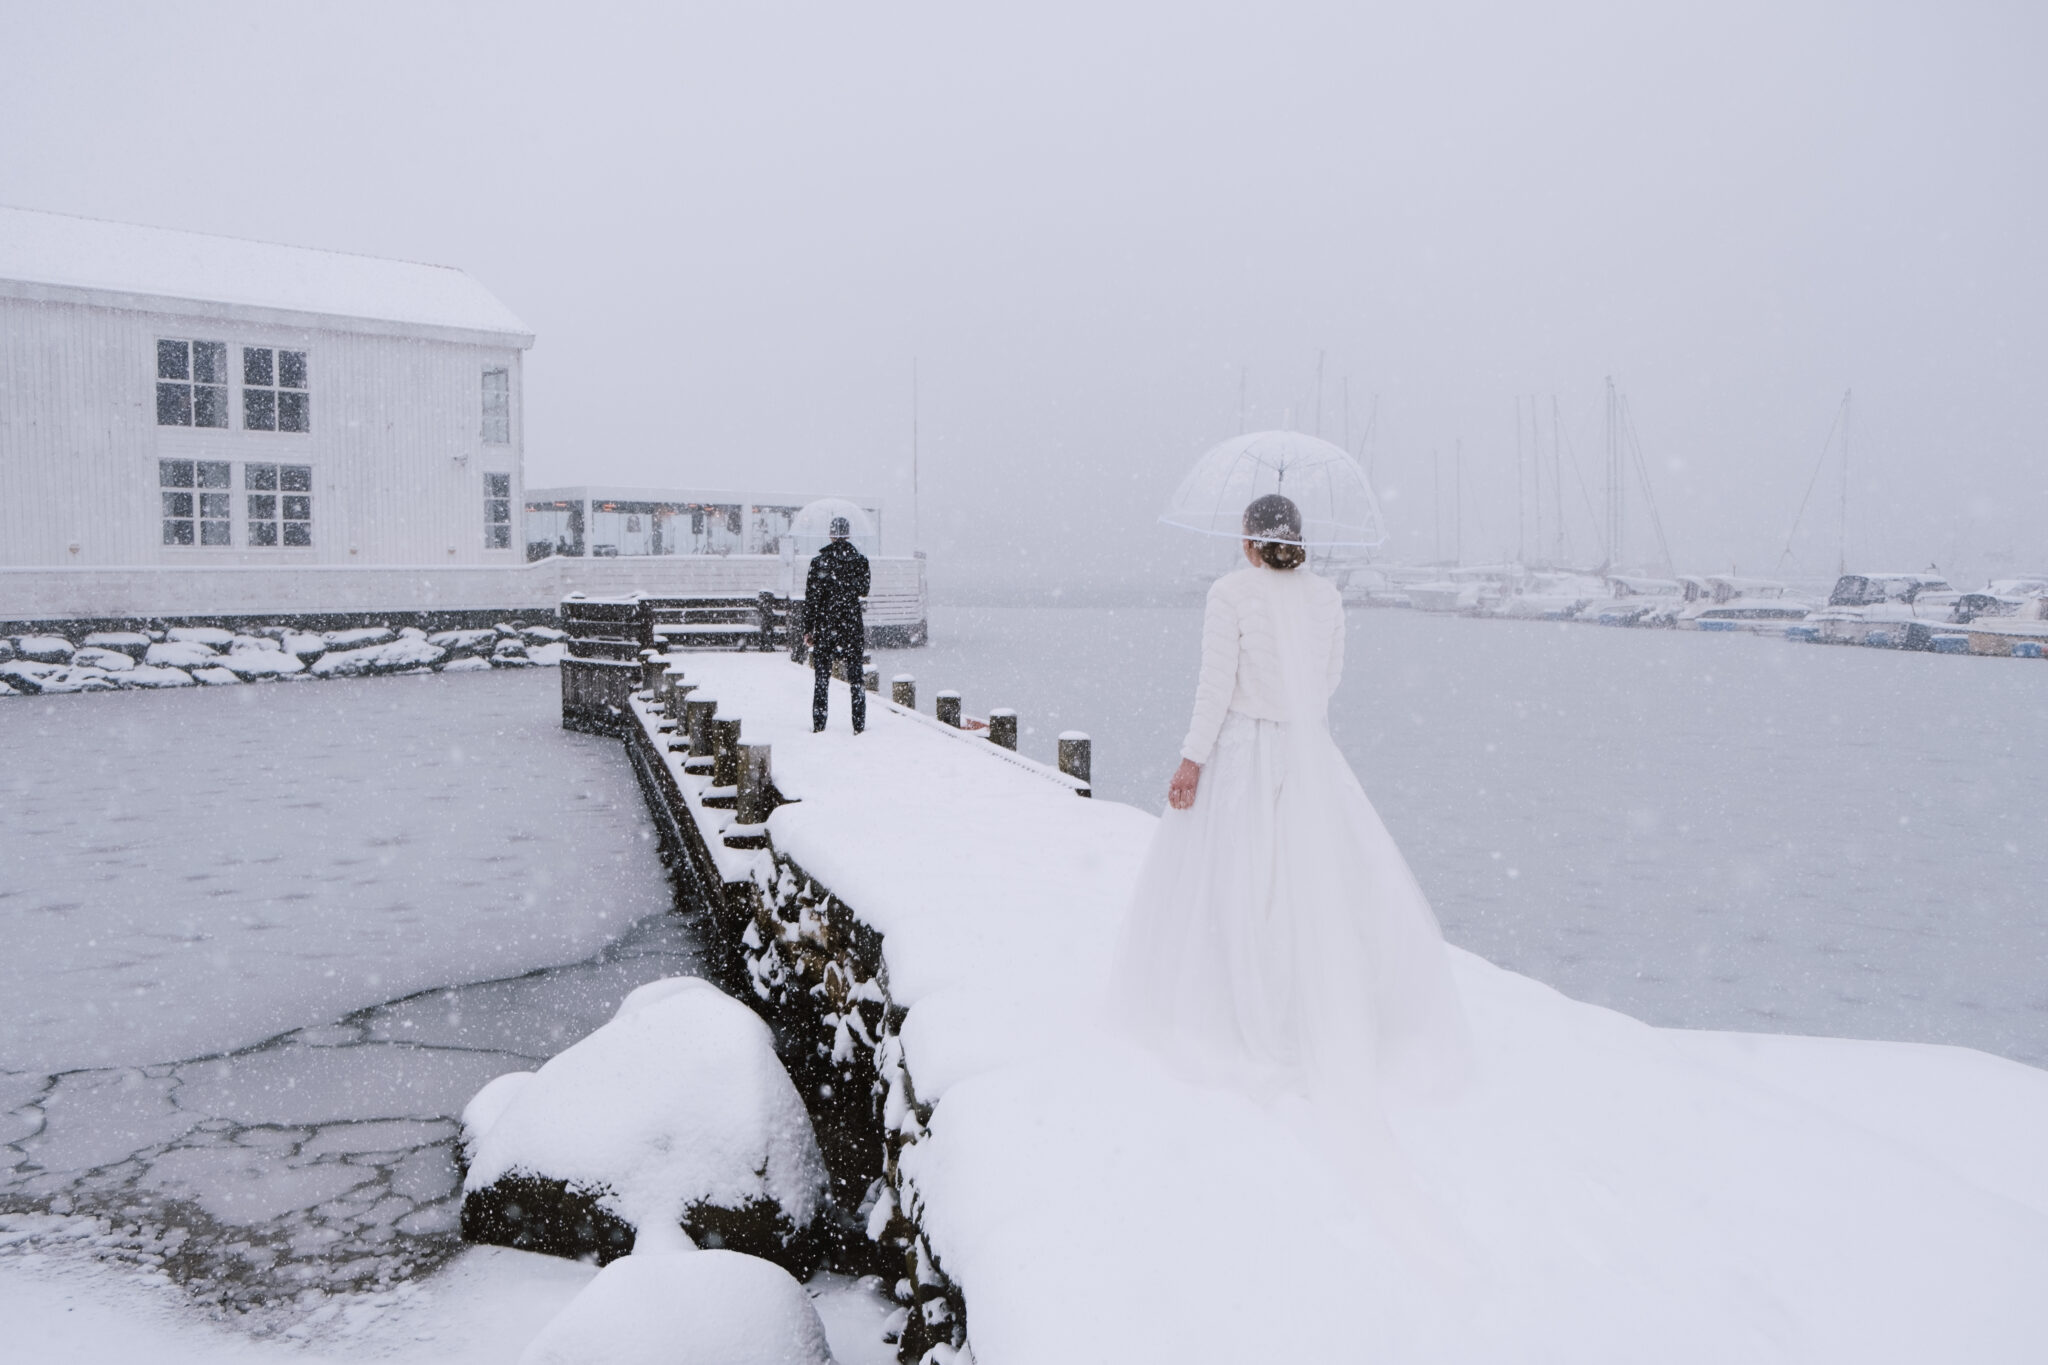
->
[988, 707, 1018, 751]
[1059, 731, 1092, 791]
[863, 667, 880, 693]
[935, 689, 961, 728]
[737, 744, 774, 824]
[756, 591, 777, 652]
[638, 649, 667, 696]
[710, 718, 743, 787]
[664, 673, 696, 715]
[685, 698, 718, 757]
[891, 674, 916, 709]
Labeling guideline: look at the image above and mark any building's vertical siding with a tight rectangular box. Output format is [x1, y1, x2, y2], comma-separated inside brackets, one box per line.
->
[0, 295, 526, 573]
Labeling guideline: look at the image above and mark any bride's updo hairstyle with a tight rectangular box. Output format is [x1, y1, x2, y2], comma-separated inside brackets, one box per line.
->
[1243, 494, 1307, 570]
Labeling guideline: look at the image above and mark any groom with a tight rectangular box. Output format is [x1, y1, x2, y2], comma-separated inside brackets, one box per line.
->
[803, 516, 870, 733]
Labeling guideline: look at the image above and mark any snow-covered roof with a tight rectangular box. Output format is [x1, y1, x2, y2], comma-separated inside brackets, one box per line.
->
[0, 205, 531, 343]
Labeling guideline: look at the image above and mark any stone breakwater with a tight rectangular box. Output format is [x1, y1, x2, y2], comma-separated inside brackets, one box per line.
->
[0, 623, 567, 695]
[621, 698, 966, 1363]
[604, 654, 1115, 1365]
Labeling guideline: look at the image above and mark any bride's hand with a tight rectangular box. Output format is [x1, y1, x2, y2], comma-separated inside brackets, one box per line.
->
[1167, 759, 1200, 811]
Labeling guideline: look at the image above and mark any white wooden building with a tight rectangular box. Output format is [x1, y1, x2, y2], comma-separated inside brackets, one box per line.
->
[0, 206, 533, 625]
[0, 207, 929, 643]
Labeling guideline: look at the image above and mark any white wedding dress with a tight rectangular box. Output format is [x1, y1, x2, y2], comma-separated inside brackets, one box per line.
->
[1111, 563, 1469, 1102]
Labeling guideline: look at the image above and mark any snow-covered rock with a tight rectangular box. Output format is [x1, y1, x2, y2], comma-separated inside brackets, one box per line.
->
[462, 978, 828, 1272]
[166, 626, 235, 646]
[119, 665, 196, 688]
[530, 642, 567, 666]
[522, 625, 569, 644]
[462, 1072, 537, 1165]
[0, 662, 118, 693]
[81, 630, 151, 659]
[71, 646, 136, 672]
[439, 655, 493, 673]
[279, 631, 329, 660]
[13, 635, 75, 663]
[517, 1250, 834, 1365]
[491, 638, 537, 668]
[323, 626, 394, 648]
[310, 637, 446, 677]
[218, 649, 307, 679]
[191, 666, 242, 685]
[145, 639, 221, 668]
[429, 628, 500, 654]
[227, 634, 283, 653]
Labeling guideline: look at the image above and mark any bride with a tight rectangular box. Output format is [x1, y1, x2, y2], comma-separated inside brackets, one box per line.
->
[1111, 494, 1468, 1102]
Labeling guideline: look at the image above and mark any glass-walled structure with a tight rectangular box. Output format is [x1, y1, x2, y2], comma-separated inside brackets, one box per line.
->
[523, 487, 880, 562]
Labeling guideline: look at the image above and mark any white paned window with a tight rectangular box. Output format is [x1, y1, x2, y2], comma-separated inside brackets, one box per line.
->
[161, 459, 232, 545]
[246, 462, 314, 546]
[482, 367, 510, 444]
[485, 472, 512, 548]
[156, 340, 229, 427]
[243, 347, 310, 432]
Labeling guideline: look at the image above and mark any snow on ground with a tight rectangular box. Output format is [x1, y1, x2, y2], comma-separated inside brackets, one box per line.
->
[669, 650, 2048, 1362]
[0, 1244, 899, 1365]
[874, 604, 2048, 1067]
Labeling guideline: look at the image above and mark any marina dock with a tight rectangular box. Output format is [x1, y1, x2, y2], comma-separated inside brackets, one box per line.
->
[575, 629, 2048, 1363]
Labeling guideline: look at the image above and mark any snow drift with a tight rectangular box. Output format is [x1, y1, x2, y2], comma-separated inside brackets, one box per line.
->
[517, 1249, 834, 1365]
[462, 978, 828, 1273]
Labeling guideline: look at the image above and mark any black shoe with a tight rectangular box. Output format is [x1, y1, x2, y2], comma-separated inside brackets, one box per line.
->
[813, 724, 825, 733]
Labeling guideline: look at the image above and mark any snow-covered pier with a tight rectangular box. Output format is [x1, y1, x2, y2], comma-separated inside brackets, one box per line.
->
[602, 651, 2048, 1364]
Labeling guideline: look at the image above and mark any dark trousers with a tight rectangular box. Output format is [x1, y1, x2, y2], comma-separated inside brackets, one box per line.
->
[811, 637, 866, 732]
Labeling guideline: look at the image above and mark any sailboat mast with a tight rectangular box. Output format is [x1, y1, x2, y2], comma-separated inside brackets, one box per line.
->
[1314, 350, 1326, 440]
[911, 358, 920, 553]
[1515, 397, 1527, 566]
[1433, 449, 1442, 562]
[1551, 395, 1566, 566]
[1603, 376, 1622, 572]
[1837, 388, 1851, 577]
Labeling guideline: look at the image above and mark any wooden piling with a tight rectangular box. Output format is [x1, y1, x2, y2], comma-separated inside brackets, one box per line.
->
[1058, 732, 1092, 789]
[638, 649, 668, 695]
[891, 675, 916, 709]
[685, 699, 718, 757]
[737, 744, 774, 824]
[987, 708, 1018, 751]
[935, 690, 961, 728]
[710, 718, 743, 787]
[664, 674, 696, 715]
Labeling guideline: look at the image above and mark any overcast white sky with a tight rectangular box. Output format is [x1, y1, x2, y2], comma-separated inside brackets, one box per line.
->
[4, 1, 2043, 593]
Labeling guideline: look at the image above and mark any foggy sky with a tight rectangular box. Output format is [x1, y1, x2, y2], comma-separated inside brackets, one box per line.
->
[4, 1, 2043, 594]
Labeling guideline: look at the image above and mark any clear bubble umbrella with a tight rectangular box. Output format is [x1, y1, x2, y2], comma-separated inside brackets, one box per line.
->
[788, 498, 878, 559]
[1159, 430, 1384, 553]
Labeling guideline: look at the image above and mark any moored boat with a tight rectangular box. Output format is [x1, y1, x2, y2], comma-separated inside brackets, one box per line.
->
[1805, 572, 1956, 649]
